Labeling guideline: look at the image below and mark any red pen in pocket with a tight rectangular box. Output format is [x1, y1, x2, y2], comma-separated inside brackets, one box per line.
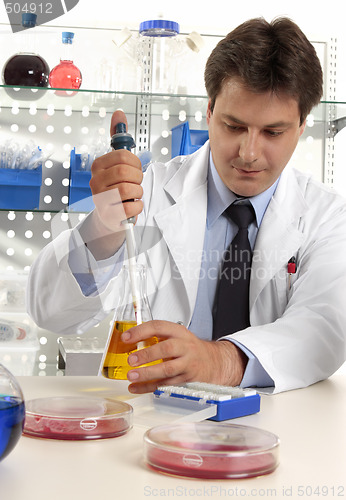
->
[287, 256, 297, 290]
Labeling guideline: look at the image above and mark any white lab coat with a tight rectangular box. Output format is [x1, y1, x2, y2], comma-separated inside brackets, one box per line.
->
[27, 142, 346, 393]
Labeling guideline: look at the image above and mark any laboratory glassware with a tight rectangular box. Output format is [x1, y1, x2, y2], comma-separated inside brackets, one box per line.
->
[2, 13, 49, 88]
[144, 422, 279, 479]
[23, 396, 132, 440]
[49, 32, 82, 90]
[138, 19, 181, 94]
[101, 264, 161, 380]
[0, 364, 25, 462]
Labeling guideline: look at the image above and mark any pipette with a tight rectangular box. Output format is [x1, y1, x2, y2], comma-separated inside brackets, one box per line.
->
[111, 123, 142, 324]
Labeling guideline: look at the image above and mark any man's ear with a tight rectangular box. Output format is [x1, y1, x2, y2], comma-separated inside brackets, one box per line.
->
[206, 99, 212, 125]
[299, 119, 306, 137]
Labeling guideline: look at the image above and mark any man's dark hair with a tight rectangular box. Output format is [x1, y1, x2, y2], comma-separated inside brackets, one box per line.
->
[204, 17, 323, 124]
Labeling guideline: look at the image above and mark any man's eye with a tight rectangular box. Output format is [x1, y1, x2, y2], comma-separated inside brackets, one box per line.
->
[266, 130, 284, 137]
[226, 124, 243, 131]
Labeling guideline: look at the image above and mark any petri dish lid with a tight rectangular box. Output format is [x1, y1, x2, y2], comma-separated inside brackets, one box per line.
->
[23, 396, 132, 440]
[143, 422, 279, 479]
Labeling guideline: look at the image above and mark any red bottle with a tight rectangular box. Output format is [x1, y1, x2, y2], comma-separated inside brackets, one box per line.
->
[49, 32, 82, 91]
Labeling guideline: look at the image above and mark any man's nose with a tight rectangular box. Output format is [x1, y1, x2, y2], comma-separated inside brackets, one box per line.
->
[239, 131, 261, 164]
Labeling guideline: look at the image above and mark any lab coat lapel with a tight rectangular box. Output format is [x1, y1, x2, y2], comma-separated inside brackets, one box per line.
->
[154, 146, 209, 319]
[250, 167, 308, 310]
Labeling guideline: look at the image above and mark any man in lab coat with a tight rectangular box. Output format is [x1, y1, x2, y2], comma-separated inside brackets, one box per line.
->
[27, 17, 346, 393]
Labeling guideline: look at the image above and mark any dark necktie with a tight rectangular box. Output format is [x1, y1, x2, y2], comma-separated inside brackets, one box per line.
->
[213, 202, 255, 339]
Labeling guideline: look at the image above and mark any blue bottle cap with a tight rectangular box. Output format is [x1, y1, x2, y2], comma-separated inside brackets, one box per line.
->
[22, 13, 37, 28]
[139, 19, 179, 36]
[62, 32, 75, 44]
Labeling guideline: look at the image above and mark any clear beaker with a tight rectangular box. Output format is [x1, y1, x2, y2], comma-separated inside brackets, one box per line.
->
[101, 264, 161, 380]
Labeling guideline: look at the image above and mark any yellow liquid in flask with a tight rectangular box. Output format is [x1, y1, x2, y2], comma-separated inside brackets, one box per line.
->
[102, 320, 161, 380]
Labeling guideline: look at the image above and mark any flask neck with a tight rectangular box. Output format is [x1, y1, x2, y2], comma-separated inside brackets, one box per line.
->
[120, 265, 152, 323]
[19, 29, 37, 55]
[60, 41, 74, 63]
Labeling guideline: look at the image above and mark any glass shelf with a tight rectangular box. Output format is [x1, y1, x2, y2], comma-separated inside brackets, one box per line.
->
[1, 84, 346, 121]
[0, 84, 208, 115]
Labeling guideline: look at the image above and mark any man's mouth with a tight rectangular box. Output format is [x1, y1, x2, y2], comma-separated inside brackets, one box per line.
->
[234, 167, 263, 176]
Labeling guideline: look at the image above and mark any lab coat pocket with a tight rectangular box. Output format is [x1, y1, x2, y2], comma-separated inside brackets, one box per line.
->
[272, 267, 289, 317]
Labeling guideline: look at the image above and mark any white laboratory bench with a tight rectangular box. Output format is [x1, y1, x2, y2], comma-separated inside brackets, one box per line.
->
[1, 374, 345, 500]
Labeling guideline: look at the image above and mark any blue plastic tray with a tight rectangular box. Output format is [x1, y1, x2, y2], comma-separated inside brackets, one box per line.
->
[0, 165, 42, 210]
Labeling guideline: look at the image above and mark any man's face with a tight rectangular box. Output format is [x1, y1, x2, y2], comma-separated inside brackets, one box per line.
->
[206, 78, 306, 197]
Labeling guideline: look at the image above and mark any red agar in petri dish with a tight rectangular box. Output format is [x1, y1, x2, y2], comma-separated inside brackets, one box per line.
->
[143, 422, 279, 479]
[23, 397, 133, 440]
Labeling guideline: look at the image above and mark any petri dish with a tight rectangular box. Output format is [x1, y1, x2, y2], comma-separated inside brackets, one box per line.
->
[23, 396, 133, 440]
[143, 422, 279, 479]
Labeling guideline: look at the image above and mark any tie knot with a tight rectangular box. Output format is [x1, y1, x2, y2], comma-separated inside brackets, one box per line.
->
[226, 202, 255, 229]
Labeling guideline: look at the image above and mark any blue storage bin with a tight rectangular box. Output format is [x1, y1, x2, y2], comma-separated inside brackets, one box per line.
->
[171, 122, 209, 158]
[0, 165, 42, 210]
[69, 149, 94, 212]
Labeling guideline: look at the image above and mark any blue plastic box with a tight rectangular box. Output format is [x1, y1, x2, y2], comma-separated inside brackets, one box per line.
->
[69, 149, 94, 212]
[0, 165, 42, 210]
[171, 122, 209, 158]
[153, 388, 261, 422]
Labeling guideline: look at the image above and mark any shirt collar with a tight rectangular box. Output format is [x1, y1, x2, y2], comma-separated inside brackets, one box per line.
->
[207, 152, 279, 228]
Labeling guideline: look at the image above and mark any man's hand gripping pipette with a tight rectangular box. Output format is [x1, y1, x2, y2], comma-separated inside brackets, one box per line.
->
[82, 110, 143, 261]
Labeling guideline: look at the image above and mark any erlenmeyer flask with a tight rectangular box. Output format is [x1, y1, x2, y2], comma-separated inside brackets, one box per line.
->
[101, 264, 161, 380]
[0, 364, 25, 462]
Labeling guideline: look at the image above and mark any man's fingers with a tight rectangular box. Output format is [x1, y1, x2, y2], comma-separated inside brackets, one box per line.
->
[121, 320, 185, 344]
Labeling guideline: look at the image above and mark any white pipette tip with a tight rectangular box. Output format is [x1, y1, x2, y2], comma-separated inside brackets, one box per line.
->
[123, 220, 142, 325]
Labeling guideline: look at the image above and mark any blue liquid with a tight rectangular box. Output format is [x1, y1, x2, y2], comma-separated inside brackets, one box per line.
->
[0, 397, 25, 462]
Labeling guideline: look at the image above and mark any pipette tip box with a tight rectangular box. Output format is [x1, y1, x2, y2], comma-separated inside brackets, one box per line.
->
[153, 382, 261, 421]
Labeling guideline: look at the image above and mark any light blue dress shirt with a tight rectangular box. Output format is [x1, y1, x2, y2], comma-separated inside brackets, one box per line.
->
[188, 153, 278, 387]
